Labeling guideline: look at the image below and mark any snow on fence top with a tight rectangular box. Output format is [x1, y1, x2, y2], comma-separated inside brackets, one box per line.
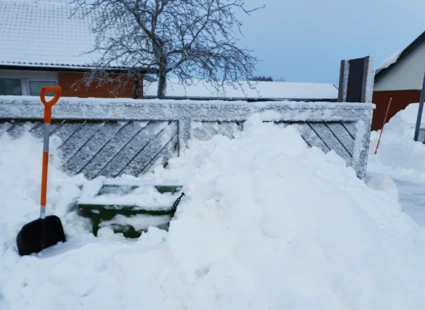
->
[0, 96, 371, 122]
[0, 96, 374, 179]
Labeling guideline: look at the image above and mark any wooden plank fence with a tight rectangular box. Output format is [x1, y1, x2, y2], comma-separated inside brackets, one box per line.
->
[0, 97, 374, 179]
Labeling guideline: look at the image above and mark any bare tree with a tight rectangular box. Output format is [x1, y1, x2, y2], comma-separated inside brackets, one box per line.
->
[70, 0, 263, 98]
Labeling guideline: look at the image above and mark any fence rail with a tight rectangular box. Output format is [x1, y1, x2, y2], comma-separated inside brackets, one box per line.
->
[0, 97, 374, 179]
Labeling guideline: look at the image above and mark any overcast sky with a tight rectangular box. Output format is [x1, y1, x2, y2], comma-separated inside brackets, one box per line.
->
[238, 0, 425, 84]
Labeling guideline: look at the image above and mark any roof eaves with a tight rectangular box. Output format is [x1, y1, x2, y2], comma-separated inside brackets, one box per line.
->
[0, 62, 158, 74]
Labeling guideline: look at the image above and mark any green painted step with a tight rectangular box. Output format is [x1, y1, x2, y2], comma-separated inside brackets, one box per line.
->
[77, 180, 184, 237]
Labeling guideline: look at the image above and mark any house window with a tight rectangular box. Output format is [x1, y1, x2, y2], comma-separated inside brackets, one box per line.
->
[0, 78, 22, 95]
[28, 80, 57, 96]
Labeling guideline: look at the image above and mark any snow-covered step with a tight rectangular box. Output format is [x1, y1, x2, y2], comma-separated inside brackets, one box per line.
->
[77, 177, 184, 238]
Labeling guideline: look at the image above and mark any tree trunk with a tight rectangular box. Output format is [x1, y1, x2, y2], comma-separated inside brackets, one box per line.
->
[157, 63, 167, 99]
[133, 71, 142, 99]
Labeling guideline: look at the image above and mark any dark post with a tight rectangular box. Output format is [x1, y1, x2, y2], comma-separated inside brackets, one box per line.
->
[133, 70, 142, 99]
[413, 71, 425, 141]
[338, 56, 373, 103]
[338, 60, 348, 102]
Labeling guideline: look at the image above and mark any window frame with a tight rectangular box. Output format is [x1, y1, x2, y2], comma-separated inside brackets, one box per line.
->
[27, 79, 58, 96]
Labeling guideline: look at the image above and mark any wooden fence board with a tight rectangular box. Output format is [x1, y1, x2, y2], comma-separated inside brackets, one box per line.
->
[97, 121, 169, 178]
[121, 121, 178, 176]
[327, 122, 355, 156]
[0, 98, 374, 179]
[309, 123, 352, 164]
[81, 121, 145, 179]
[291, 123, 330, 152]
[64, 121, 126, 175]
[59, 122, 105, 163]
[0, 121, 13, 136]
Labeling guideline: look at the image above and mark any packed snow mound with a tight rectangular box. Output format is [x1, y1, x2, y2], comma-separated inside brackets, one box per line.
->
[1, 115, 425, 309]
[366, 174, 399, 203]
[369, 102, 425, 177]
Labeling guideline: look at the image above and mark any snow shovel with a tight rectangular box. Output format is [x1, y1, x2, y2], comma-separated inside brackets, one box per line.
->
[16, 86, 66, 256]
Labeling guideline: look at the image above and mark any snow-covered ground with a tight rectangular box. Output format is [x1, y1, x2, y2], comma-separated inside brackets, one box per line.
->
[368, 103, 425, 227]
[1, 110, 425, 309]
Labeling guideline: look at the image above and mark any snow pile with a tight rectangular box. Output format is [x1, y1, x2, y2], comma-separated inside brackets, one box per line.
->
[369, 102, 425, 178]
[1, 115, 425, 309]
[0, 131, 84, 241]
[366, 174, 399, 202]
[367, 103, 425, 227]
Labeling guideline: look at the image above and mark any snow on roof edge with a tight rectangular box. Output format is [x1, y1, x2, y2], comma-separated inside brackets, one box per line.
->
[0, 61, 148, 71]
[375, 50, 403, 75]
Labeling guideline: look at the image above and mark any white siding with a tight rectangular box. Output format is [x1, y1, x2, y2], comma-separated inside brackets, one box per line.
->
[375, 40, 425, 91]
[0, 69, 58, 95]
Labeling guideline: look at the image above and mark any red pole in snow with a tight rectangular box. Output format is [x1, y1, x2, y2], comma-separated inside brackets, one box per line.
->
[374, 97, 393, 155]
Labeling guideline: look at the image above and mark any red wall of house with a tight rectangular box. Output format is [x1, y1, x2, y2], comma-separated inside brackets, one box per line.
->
[371, 90, 421, 131]
[58, 72, 143, 98]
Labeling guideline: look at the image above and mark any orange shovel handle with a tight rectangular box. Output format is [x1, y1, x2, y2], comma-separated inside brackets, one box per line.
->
[39, 85, 61, 214]
[40, 86, 62, 124]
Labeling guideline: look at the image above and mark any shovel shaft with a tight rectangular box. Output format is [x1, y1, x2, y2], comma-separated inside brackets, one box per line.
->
[16, 85, 65, 256]
[39, 86, 62, 218]
[40, 151, 48, 198]
[40, 123, 50, 219]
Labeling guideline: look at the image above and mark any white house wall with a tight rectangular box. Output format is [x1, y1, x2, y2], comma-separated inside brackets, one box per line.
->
[0, 69, 58, 95]
[374, 40, 425, 91]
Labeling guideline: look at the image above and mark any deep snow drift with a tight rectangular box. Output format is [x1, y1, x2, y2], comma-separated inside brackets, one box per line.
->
[368, 102, 425, 226]
[369, 103, 425, 179]
[1, 114, 425, 309]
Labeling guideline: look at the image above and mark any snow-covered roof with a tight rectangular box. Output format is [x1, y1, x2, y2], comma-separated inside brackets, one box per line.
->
[375, 31, 425, 79]
[0, 0, 105, 69]
[144, 79, 338, 101]
[375, 50, 403, 75]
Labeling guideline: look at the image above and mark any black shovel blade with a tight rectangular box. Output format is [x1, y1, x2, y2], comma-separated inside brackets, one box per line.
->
[16, 216, 66, 256]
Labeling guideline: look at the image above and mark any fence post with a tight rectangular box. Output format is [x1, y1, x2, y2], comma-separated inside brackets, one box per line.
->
[178, 118, 191, 156]
[414, 71, 425, 141]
